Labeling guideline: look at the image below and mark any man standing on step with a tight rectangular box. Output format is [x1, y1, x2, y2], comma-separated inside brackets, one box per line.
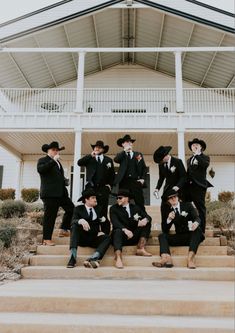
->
[67, 188, 111, 269]
[77, 140, 115, 234]
[152, 189, 204, 269]
[37, 141, 74, 246]
[110, 189, 152, 269]
[114, 134, 147, 211]
[184, 138, 213, 234]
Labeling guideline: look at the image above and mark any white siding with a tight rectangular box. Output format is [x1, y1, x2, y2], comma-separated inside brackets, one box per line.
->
[0, 147, 18, 189]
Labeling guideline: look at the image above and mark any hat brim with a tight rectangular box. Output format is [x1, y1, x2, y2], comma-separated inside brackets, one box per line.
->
[188, 140, 206, 151]
[117, 138, 136, 147]
[90, 144, 109, 154]
[153, 146, 172, 163]
[41, 144, 65, 153]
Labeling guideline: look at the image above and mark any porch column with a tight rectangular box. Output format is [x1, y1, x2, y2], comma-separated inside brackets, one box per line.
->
[72, 129, 82, 201]
[76, 52, 86, 113]
[174, 51, 184, 113]
[177, 129, 185, 165]
[16, 159, 23, 199]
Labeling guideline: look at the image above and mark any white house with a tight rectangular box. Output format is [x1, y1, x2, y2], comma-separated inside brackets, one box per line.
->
[0, 0, 234, 204]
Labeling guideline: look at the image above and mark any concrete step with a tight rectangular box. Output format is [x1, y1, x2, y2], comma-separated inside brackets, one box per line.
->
[0, 313, 233, 333]
[36, 245, 227, 256]
[0, 280, 233, 317]
[29, 255, 234, 268]
[52, 236, 220, 246]
[21, 266, 235, 281]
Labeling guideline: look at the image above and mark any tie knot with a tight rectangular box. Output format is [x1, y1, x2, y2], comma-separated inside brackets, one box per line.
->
[174, 207, 179, 215]
[89, 208, 93, 220]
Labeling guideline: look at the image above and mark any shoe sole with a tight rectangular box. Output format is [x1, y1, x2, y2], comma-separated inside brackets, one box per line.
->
[83, 260, 100, 269]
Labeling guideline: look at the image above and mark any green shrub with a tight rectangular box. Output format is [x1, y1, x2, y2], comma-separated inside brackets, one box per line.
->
[218, 191, 234, 203]
[207, 207, 234, 230]
[25, 202, 44, 212]
[21, 188, 39, 203]
[0, 200, 26, 218]
[0, 188, 15, 201]
[206, 200, 227, 215]
[0, 221, 17, 248]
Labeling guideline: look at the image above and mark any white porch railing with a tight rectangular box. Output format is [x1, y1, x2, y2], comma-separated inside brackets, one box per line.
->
[0, 88, 234, 114]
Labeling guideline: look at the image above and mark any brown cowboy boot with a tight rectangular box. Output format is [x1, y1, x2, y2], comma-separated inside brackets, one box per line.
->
[187, 251, 196, 269]
[152, 253, 173, 268]
[114, 250, 124, 269]
[136, 237, 152, 257]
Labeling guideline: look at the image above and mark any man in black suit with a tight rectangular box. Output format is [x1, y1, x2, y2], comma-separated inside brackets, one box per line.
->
[152, 189, 204, 269]
[37, 141, 74, 246]
[185, 138, 213, 233]
[77, 140, 115, 234]
[110, 189, 152, 269]
[67, 189, 111, 269]
[153, 145, 187, 223]
[114, 134, 147, 211]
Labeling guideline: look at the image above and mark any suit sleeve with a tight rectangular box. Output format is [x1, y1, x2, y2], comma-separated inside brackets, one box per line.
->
[114, 151, 126, 164]
[110, 206, 125, 230]
[156, 165, 165, 190]
[195, 154, 210, 169]
[161, 206, 173, 233]
[77, 154, 93, 166]
[37, 158, 57, 174]
[175, 160, 187, 189]
[140, 155, 148, 180]
[187, 203, 201, 225]
[71, 206, 82, 224]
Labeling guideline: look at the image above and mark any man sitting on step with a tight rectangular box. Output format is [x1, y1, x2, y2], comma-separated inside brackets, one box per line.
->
[152, 189, 204, 269]
[67, 188, 111, 269]
[110, 189, 152, 269]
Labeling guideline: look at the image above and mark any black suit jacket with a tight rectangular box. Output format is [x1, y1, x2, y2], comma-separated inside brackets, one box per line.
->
[110, 203, 152, 231]
[71, 204, 104, 235]
[114, 151, 147, 185]
[156, 156, 186, 193]
[77, 154, 115, 187]
[161, 201, 201, 234]
[187, 153, 213, 189]
[37, 155, 68, 199]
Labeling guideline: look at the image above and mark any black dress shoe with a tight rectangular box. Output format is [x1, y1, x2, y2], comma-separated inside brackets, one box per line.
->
[67, 256, 76, 268]
[83, 259, 100, 269]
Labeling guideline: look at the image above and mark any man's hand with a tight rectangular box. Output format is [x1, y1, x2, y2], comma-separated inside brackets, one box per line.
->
[138, 218, 148, 227]
[54, 154, 60, 161]
[137, 179, 144, 185]
[153, 189, 159, 199]
[78, 219, 90, 231]
[168, 211, 175, 221]
[192, 222, 199, 231]
[91, 151, 96, 157]
[122, 228, 133, 239]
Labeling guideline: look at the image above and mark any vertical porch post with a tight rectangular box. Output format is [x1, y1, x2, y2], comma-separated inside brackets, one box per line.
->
[16, 159, 23, 199]
[174, 51, 184, 113]
[72, 129, 82, 201]
[76, 52, 86, 113]
[177, 129, 185, 165]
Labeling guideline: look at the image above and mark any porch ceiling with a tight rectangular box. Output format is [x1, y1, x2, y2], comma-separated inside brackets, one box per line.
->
[0, 6, 234, 89]
[0, 131, 234, 157]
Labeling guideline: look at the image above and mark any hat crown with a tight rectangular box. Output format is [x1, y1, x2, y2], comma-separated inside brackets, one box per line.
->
[188, 138, 206, 151]
[117, 189, 131, 197]
[153, 146, 172, 163]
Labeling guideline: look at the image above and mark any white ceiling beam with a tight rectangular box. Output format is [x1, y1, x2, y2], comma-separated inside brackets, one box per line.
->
[0, 47, 234, 53]
[182, 24, 195, 66]
[121, 9, 125, 63]
[132, 8, 137, 64]
[92, 15, 103, 71]
[8, 53, 31, 88]
[0, 138, 22, 160]
[200, 33, 226, 87]
[154, 13, 165, 70]
[63, 24, 78, 72]
[227, 75, 235, 88]
[34, 36, 58, 87]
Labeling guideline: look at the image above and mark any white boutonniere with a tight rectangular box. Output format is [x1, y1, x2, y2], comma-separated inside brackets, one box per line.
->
[193, 159, 198, 165]
[99, 216, 106, 223]
[170, 166, 176, 173]
[133, 213, 141, 221]
[106, 162, 111, 168]
[181, 211, 188, 217]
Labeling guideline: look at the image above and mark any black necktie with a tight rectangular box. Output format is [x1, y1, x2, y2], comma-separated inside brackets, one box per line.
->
[191, 156, 195, 165]
[97, 156, 101, 164]
[127, 152, 131, 159]
[89, 208, 93, 220]
[164, 162, 168, 169]
[174, 207, 179, 217]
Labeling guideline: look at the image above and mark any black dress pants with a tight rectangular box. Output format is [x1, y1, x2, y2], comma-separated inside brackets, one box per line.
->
[120, 178, 145, 211]
[158, 228, 204, 255]
[186, 183, 207, 233]
[42, 196, 74, 240]
[112, 223, 151, 251]
[70, 222, 111, 259]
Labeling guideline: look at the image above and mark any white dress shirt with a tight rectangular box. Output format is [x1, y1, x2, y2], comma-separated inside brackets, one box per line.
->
[85, 205, 97, 220]
[126, 151, 134, 159]
[96, 154, 104, 163]
[123, 203, 131, 218]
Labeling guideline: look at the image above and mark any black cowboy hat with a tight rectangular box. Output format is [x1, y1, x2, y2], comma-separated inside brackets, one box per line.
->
[90, 140, 109, 154]
[78, 188, 97, 203]
[188, 138, 206, 151]
[117, 134, 136, 147]
[162, 189, 179, 202]
[153, 146, 172, 164]
[41, 141, 65, 153]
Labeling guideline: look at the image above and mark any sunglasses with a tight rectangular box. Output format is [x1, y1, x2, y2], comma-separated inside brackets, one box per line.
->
[116, 196, 124, 200]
